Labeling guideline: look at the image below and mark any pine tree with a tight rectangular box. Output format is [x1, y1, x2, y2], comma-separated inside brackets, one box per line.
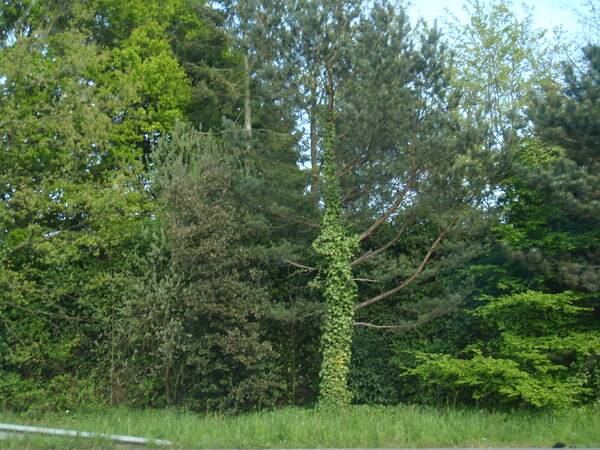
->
[231, 0, 491, 404]
[525, 45, 600, 291]
[404, 46, 600, 410]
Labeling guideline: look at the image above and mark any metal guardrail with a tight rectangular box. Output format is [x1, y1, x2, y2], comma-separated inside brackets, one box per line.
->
[0, 423, 172, 447]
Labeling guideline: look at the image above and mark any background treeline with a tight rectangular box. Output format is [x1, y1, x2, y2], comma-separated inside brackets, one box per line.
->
[0, 0, 598, 413]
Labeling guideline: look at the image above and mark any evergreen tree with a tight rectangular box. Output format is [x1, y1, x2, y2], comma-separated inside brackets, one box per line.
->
[399, 48, 600, 410]
[108, 123, 281, 411]
[232, 0, 491, 404]
[216, 0, 328, 405]
[525, 45, 600, 291]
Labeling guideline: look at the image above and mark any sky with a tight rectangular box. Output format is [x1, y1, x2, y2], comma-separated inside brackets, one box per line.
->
[409, 0, 587, 41]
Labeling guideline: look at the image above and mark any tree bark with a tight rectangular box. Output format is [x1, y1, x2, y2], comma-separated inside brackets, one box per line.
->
[243, 53, 252, 137]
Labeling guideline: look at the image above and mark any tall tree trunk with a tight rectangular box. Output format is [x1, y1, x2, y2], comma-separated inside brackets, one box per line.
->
[243, 52, 252, 137]
[314, 112, 357, 406]
[310, 101, 319, 196]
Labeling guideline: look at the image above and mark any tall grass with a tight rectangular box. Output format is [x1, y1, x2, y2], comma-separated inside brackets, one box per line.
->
[1, 404, 599, 448]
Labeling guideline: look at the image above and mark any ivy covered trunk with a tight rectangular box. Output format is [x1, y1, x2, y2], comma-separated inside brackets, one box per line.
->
[314, 118, 358, 405]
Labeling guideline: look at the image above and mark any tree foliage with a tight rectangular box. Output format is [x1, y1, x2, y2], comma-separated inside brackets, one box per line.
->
[400, 43, 600, 410]
[1, 0, 598, 414]
[446, 0, 561, 147]
[106, 123, 281, 412]
[402, 291, 599, 409]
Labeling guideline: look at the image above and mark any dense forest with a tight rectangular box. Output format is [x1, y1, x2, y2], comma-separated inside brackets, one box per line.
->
[0, 0, 598, 414]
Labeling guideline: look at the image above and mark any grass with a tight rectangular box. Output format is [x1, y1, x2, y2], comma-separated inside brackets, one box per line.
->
[0, 404, 599, 448]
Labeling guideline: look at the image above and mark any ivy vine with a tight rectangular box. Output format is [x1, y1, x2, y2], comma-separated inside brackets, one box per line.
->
[314, 119, 358, 406]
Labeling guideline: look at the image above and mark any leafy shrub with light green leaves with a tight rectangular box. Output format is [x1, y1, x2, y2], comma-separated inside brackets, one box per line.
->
[0, 371, 102, 415]
[398, 291, 599, 409]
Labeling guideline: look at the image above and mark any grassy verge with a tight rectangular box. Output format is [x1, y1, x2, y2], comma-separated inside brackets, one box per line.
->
[1, 404, 599, 448]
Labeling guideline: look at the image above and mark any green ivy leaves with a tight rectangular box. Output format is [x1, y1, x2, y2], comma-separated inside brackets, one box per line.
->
[314, 120, 359, 406]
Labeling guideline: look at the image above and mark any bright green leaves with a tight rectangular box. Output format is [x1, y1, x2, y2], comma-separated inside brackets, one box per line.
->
[96, 0, 191, 149]
[406, 351, 590, 409]
[399, 38, 600, 410]
[476, 291, 594, 333]
[0, 0, 194, 410]
[447, 0, 562, 146]
[403, 291, 599, 409]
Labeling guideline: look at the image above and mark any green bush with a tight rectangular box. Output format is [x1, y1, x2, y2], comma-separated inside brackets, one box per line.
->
[0, 371, 102, 414]
[349, 333, 399, 405]
[397, 291, 600, 409]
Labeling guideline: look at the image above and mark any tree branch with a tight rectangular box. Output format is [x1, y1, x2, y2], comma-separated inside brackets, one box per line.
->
[0, 299, 76, 320]
[354, 207, 466, 311]
[259, 207, 321, 229]
[351, 213, 415, 267]
[283, 259, 317, 272]
[351, 278, 381, 283]
[336, 121, 386, 178]
[353, 294, 468, 328]
[358, 168, 417, 242]
[6, 223, 88, 256]
[353, 322, 409, 329]
[337, 153, 368, 178]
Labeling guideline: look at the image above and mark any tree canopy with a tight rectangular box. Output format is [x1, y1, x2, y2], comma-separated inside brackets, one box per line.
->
[0, 0, 598, 413]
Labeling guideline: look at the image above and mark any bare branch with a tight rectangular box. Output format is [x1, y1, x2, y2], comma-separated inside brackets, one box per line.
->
[5, 223, 88, 256]
[354, 207, 467, 311]
[0, 299, 76, 320]
[259, 207, 321, 229]
[359, 168, 417, 242]
[337, 153, 368, 178]
[422, 148, 463, 173]
[353, 322, 409, 329]
[336, 122, 386, 178]
[351, 278, 381, 283]
[351, 213, 415, 267]
[283, 259, 317, 271]
[353, 294, 468, 328]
